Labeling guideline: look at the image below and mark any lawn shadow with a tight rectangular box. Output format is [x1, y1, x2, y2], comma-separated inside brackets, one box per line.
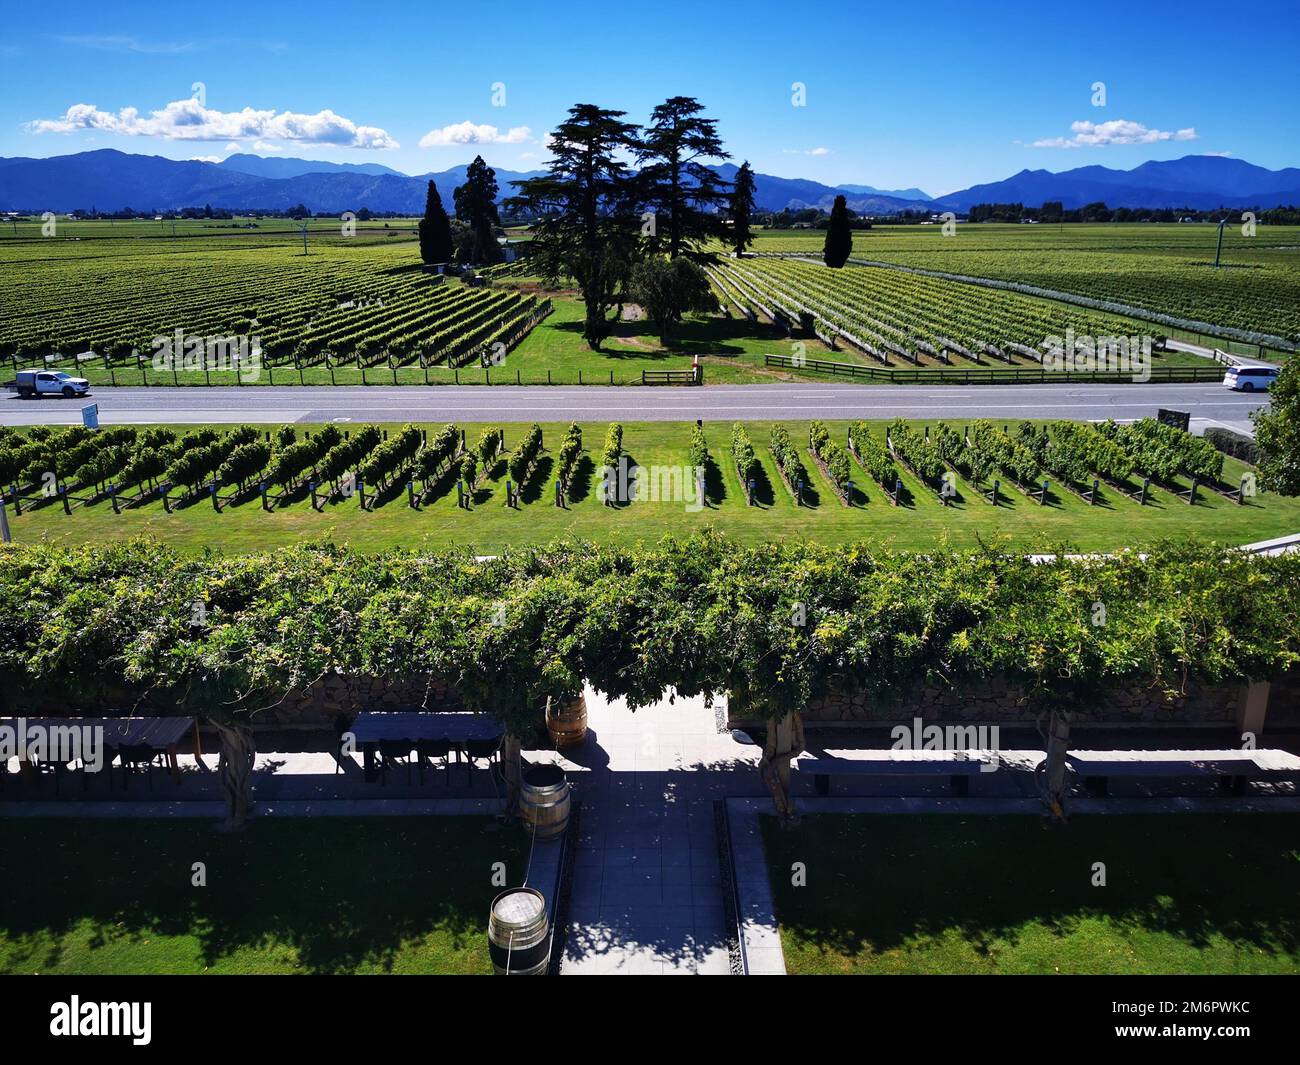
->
[518, 455, 554, 506]
[566, 454, 595, 505]
[760, 813, 1300, 972]
[702, 457, 726, 507]
[0, 818, 523, 975]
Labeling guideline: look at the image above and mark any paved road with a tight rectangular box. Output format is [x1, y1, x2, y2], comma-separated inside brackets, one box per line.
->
[0, 382, 1268, 433]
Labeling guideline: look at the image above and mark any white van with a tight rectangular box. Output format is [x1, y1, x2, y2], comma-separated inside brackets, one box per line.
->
[1223, 365, 1279, 392]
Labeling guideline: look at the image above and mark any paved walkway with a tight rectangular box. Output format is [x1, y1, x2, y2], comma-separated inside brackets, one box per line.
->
[547, 689, 761, 975]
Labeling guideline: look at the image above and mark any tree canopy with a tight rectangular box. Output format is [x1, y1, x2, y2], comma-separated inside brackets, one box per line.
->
[635, 96, 730, 261]
[507, 104, 641, 349]
[1253, 358, 1300, 496]
[823, 194, 852, 267]
[452, 155, 504, 265]
[417, 180, 453, 265]
[729, 161, 757, 256]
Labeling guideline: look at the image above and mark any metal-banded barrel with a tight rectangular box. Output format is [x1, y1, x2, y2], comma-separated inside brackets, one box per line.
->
[520, 763, 570, 840]
[545, 692, 588, 749]
[488, 887, 550, 975]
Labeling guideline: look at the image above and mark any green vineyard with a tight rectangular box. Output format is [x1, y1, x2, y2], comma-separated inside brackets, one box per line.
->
[0, 237, 549, 373]
[2, 417, 1292, 556]
[750, 223, 1300, 347]
[718, 254, 1189, 368]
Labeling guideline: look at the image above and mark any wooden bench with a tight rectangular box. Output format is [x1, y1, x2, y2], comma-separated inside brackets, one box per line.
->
[794, 751, 1004, 797]
[1067, 749, 1300, 796]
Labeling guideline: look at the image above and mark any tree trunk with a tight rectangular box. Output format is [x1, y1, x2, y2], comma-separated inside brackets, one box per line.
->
[214, 723, 256, 831]
[1041, 709, 1072, 821]
[759, 712, 805, 827]
[501, 734, 522, 822]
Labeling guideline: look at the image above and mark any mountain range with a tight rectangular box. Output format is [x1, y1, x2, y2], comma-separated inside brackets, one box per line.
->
[0, 149, 1297, 215]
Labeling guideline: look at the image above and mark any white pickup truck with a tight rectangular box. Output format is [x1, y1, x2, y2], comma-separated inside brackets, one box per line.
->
[5, 369, 92, 398]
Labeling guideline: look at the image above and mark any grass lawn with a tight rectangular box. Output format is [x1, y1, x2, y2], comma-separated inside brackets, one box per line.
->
[7, 419, 1297, 555]
[760, 814, 1300, 975]
[0, 817, 528, 974]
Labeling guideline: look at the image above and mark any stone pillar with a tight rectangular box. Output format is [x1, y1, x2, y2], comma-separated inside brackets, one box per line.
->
[1235, 679, 1270, 742]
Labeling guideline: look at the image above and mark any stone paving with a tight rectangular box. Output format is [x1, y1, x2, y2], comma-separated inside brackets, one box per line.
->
[541, 688, 764, 975]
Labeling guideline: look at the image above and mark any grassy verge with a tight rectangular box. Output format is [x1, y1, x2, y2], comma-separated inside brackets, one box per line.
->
[5, 419, 1295, 555]
[761, 813, 1300, 975]
[0, 817, 527, 974]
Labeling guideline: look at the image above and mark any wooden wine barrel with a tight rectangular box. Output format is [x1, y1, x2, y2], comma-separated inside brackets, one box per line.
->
[545, 692, 588, 749]
[487, 887, 550, 975]
[519, 763, 570, 840]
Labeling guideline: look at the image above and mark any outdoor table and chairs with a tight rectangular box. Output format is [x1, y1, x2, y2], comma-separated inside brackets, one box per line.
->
[347, 712, 503, 784]
[0, 716, 199, 792]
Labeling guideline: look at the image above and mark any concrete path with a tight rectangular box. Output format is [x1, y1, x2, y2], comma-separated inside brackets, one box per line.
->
[549, 689, 761, 974]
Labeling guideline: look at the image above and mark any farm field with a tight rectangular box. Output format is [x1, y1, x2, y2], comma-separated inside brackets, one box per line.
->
[0, 816, 526, 975]
[0, 220, 1266, 388]
[751, 223, 1300, 350]
[2, 417, 1291, 556]
[761, 814, 1300, 975]
[719, 255, 1206, 370]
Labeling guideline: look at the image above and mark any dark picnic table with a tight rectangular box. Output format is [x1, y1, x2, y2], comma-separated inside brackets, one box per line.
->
[348, 712, 503, 782]
[1, 716, 199, 781]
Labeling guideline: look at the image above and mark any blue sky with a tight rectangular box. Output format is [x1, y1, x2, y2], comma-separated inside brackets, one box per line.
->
[1, 0, 1297, 196]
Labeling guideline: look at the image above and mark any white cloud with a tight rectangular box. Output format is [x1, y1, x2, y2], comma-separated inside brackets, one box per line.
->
[1202, 150, 1232, 157]
[1030, 119, 1197, 149]
[55, 34, 195, 54]
[783, 147, 832, 156]
[189, 155, 222, 164]
[419, 121, 532, 148]
[252, 140, 282, 152]
[27, 97, 398, 149]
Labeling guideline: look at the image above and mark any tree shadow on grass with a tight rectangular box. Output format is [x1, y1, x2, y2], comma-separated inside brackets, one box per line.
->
[518, 455, 553, 506]
[0, 818, 526, 974]
[566, 454, 595, 505]
[746, 463, 776, 509]
[418, 465, 459, 506]
[760, 813, 1300, 972]
[702, 457, 726, 507]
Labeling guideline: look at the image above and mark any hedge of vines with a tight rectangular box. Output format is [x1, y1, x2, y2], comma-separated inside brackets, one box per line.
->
[2, 536, 1297, 734]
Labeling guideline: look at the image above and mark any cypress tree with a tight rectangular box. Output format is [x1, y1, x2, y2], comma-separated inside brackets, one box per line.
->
[823, 194, 852, 268]
[418, 180, 453, 265]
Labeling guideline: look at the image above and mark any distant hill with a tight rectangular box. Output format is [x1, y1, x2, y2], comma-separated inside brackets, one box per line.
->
[711, 163, 932, 215]
[0, 150, 544, 213]
[1, 150, 1295, 215]
[837, 183, 932, 201]
[217, 153, 406, 179]
[935, 155, 1300, 211]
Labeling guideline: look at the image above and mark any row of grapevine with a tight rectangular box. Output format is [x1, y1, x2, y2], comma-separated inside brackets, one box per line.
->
[509, 423, 545, 486]
[848, 422, 899, 491]
[808, 420, 852, 498]
[886, 419, 946, 486]
[1098, 418, 1224, 484]
[968, 421, 1042, 489]
[731, 424, 761, 491]
[266, 427, 342, 491]
[554, 423, 582, 491]
[769, 424, 809, 497]
[357, 425, 424, 491]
